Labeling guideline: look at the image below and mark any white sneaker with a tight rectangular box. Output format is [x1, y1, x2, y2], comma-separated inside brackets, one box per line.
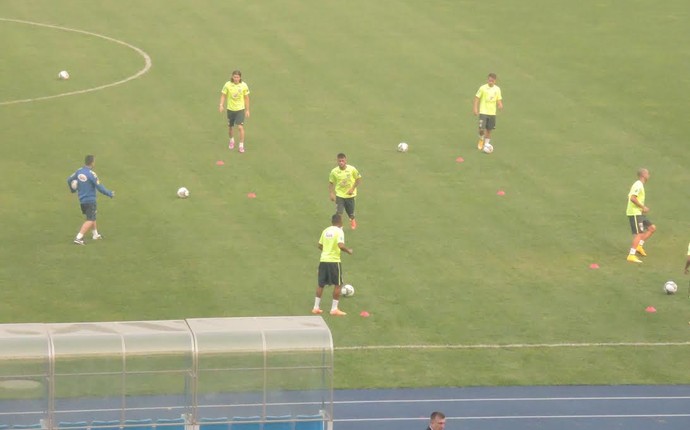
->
[92, 234, 102, 240]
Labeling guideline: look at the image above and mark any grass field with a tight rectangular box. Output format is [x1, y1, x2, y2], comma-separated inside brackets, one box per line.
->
[1, 0, 690, 389]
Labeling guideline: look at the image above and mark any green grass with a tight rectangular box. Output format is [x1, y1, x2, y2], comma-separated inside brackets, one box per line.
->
[1, 0, 690, 390]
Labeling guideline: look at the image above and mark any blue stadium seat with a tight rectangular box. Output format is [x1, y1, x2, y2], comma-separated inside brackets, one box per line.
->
[199, 417, 229, 430]
[0, 425, 9, 430]
[124, 419, 153, 430]
[295, 414, 324, 430]
[91, 420, 121, 430]
[11, 425, 42, 430]
[229, 416, 260, 430]
[58, 422, 89, 430]
[264, 415, 292, 430]
[155, 418, 185, 430]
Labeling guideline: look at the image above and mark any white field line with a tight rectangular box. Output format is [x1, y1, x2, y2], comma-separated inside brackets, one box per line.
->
[0, 18, 152, 106]
[337, 413, 690, 422]
[334, 395, 690, 404]
[178, 394, 690, 409]
[335, 341, 690, 351]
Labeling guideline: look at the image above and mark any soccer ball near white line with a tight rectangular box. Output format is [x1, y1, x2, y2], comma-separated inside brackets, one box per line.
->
[177, 187, 190, 198]
[482, 143, 494, 154]
[663, 280, 677, 295]
[58, 70, 70, 80]
[397, 142, 409, 152]
[341, 284, 355, 297]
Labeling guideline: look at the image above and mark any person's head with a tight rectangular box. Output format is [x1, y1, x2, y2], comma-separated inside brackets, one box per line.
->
[429, 411, 446, 430]
[337, 153, 347, 169]
[232, 70, 242, 83]
[637, 168, 650, 183]
[487, 72, 497, 87]
[331, 213, 343, 227]
[84, 155, 95, 167]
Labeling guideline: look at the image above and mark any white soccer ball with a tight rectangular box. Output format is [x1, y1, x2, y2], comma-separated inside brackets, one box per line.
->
[177, 187, 190, 198]
[482, 143, 494, 154]
[663, 280, 678, 295]
[58, 70, 70, 80]
[341, 284, 355, 297]
[397, 142, 409, 152]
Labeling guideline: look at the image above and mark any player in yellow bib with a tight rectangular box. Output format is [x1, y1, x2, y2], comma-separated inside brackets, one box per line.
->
[313, 214, 353, 316]
[328, 153, 362, 230]
[626, 168, 656, 263]
[218, 70, 250, 153]
[473, 73, 503, 150]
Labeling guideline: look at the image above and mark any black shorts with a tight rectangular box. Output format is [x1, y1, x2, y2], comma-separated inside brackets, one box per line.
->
[628, 214, 652, 234]
[335, 196, 356, 219]
[80, 202, 97, 221]
[227, 109, 246, 127]
[318, 262, 343, 287]
[478, 114, 496, 131]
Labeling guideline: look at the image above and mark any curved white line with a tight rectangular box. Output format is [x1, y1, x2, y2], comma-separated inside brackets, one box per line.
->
[0, 18, 152, 106]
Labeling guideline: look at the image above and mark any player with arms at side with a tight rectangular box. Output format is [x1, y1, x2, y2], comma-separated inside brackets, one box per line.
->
[473, 72, 503, 150]
[67, 155, 114, 245]
[626, 168, 656, 263]
[218, 70, 251, 153]
[313, 214, 353, 316]
[328, 153, 362, 230]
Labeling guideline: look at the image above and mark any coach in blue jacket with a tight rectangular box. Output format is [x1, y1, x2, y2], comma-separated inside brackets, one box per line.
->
[67, 154, 114, 245]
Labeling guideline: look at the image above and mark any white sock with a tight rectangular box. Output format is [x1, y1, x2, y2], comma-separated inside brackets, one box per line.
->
[230, 137, 235, 142]
[76, 233, 84, 239]
[638, 240, 644, 247]
[93, 230, 99, 237]
[331, 300, 339, 311]
[485, 138, 491, 145]
[629, 248, 636, 255]
[313, 297, 321, 309]
[239, 142, 244, 147]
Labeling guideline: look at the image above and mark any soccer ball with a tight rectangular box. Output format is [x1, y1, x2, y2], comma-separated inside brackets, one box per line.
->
[341, 284, 355, 297]
[177, 187, 190, 198]
[482, 143, 494, 154]
[58, 70, 70, 80]
[663, 281, 678, 295]
[397, 142, 409, 152]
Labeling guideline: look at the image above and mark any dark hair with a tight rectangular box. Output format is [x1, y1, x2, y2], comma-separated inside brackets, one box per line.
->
[85, 155, 95, 165]
[430, 411, 445, 420]
[232, 70, 242, 82]
[331, 214, 342, 225]
[337, 153, 346, 159]
[488, 72, 497, 79]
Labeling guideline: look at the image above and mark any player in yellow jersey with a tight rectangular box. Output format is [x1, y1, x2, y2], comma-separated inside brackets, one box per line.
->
[218, 70, 250, 153]
[328, 153, 362, 230]
[473, 73, 503, 150]
[313, 214, 353, 316]
[626, 168, 656, 263]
